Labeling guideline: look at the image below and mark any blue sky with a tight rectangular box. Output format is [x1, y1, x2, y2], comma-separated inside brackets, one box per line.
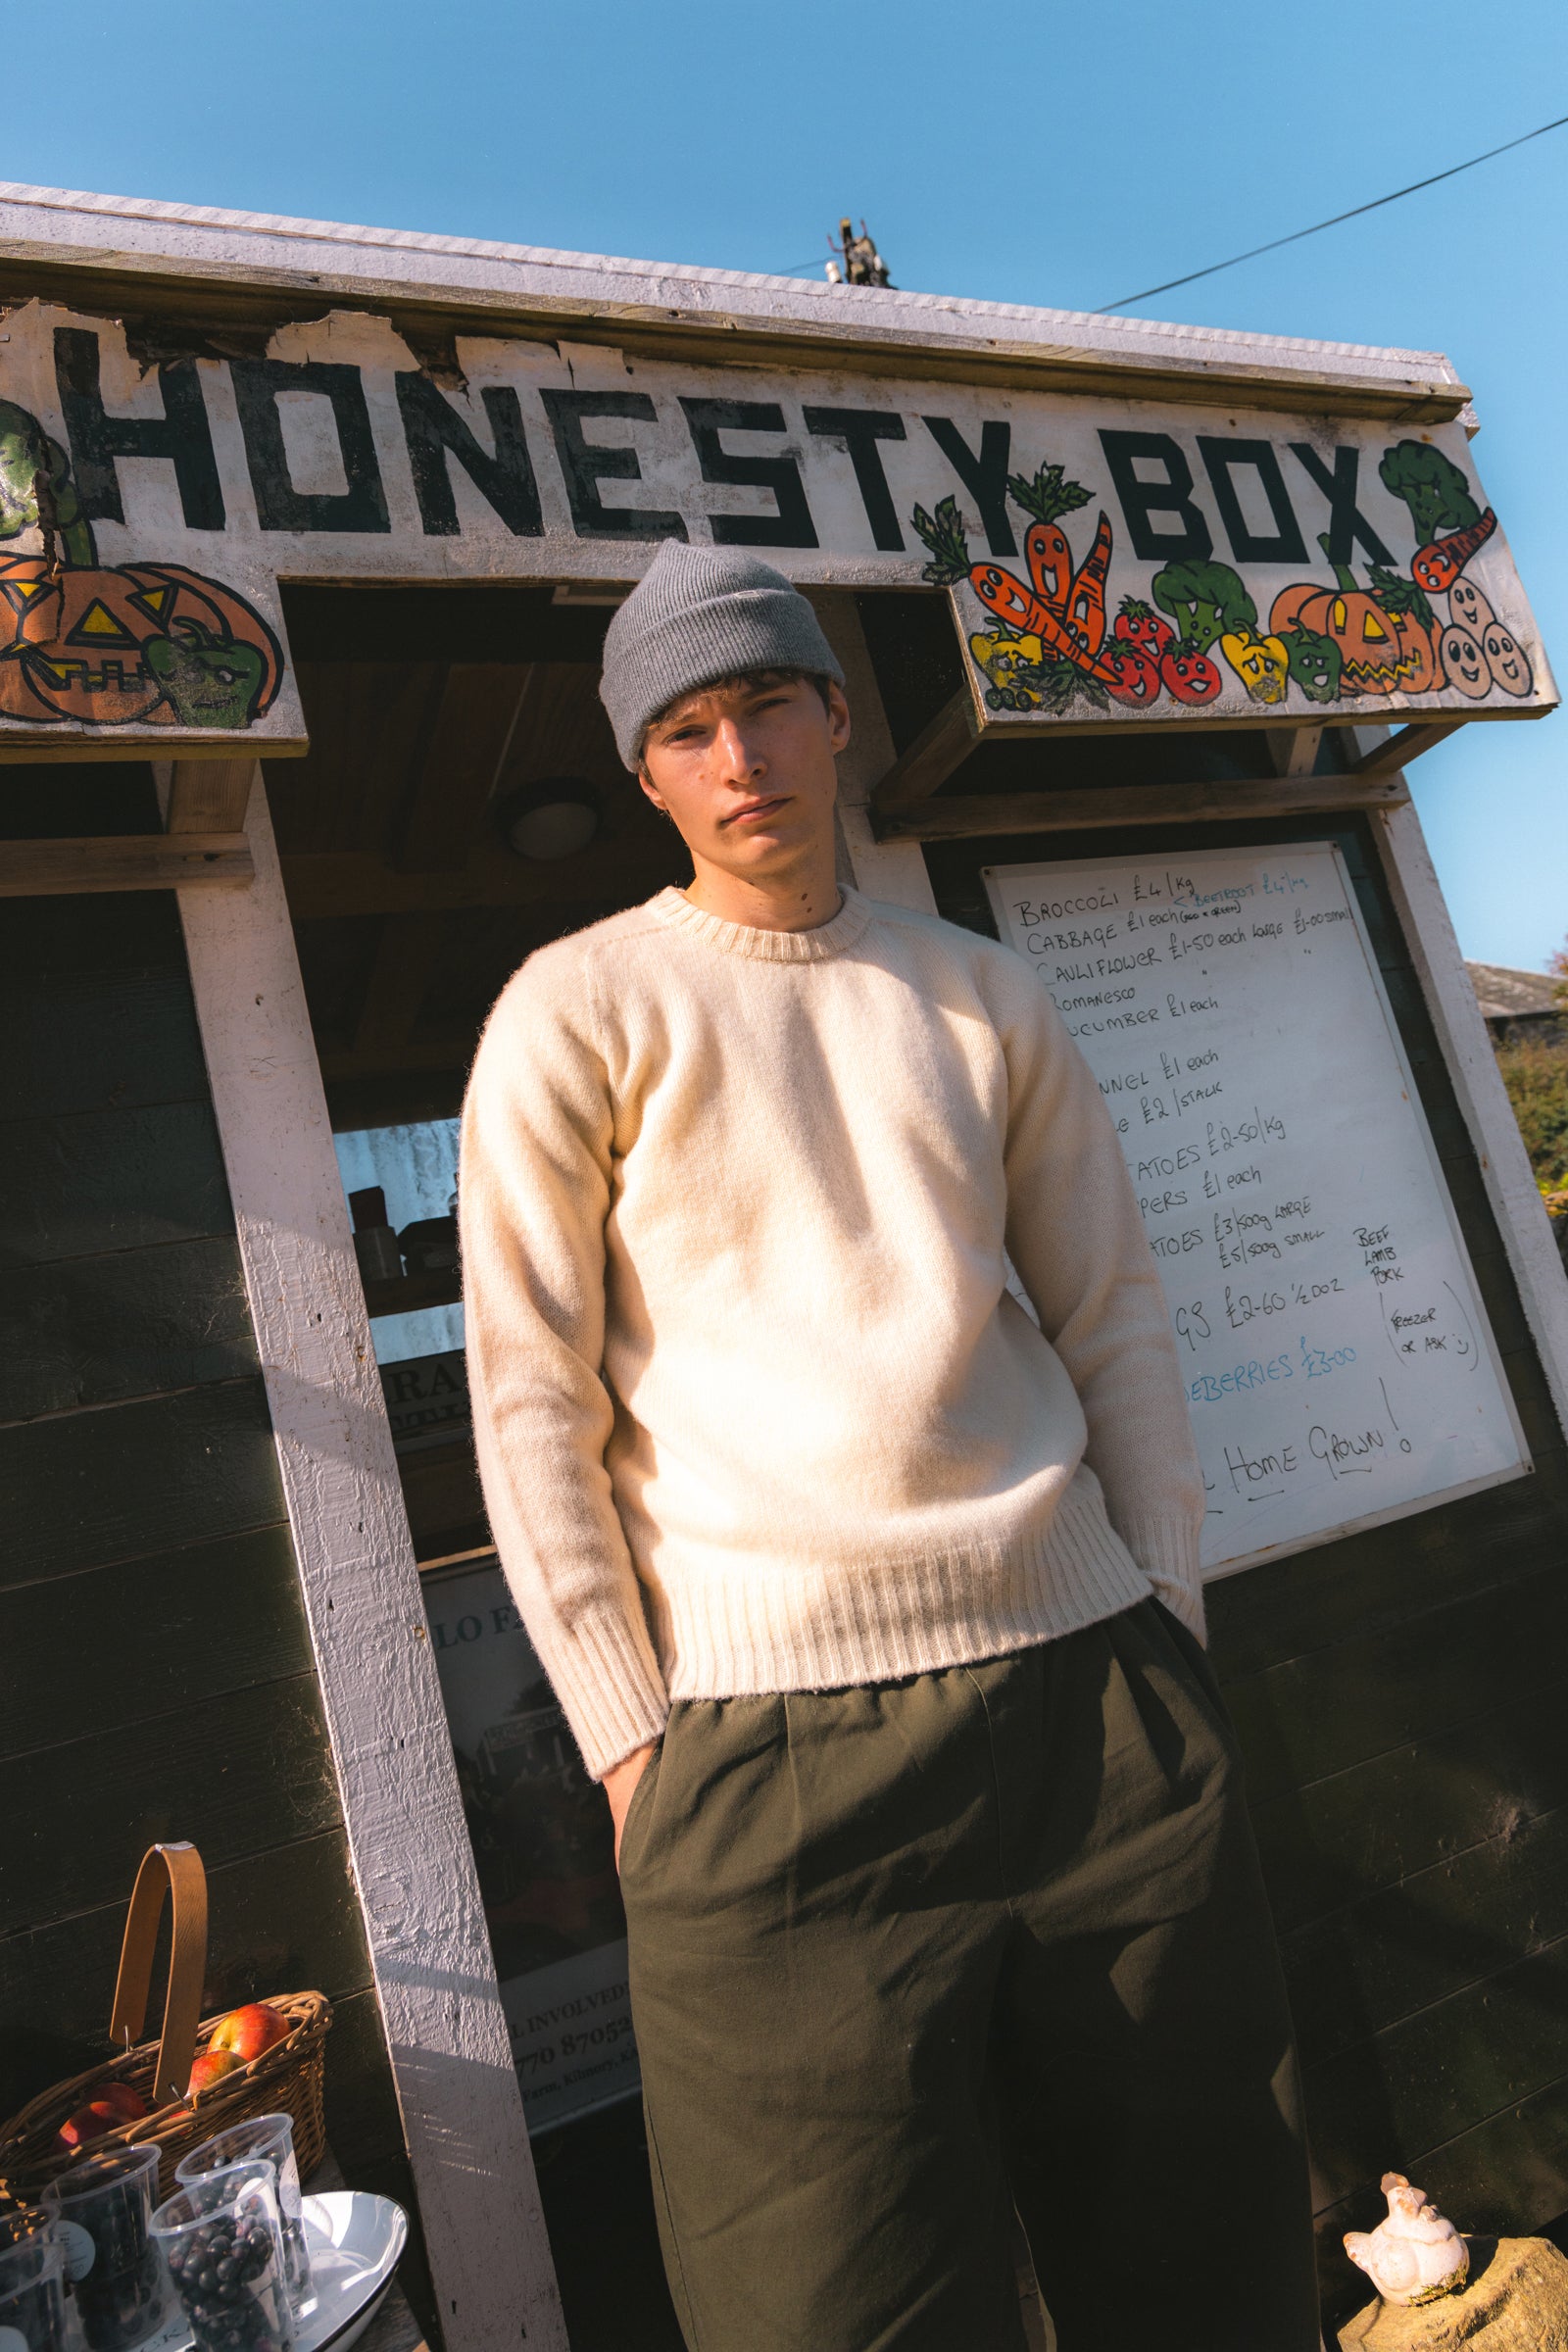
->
[17, 0, 1564, 970]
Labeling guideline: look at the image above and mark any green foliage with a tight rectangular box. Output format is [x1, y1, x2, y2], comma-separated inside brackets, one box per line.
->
[911, 495, 970, 588]
[1151, 559, 1255, 653]
[1006, 461, 1093, 528]
[1367, 564, 1435, 630]
[1495, 1029, 1568, 1194]
[1378, 440, 1480, 545]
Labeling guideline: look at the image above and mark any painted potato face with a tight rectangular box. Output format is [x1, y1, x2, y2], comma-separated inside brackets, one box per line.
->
[1440, 622, 1491, 699]
[1447, 577, 1494, 639]
[1482, 622, 1531, 697]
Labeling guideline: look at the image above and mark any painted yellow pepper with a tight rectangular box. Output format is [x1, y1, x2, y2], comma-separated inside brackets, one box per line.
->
[1220, 627, 1289, 705]
[970, 628, 1043, 683]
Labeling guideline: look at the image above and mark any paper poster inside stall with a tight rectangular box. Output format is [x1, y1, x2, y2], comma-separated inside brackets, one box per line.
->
[422, 1558, 639, 2131]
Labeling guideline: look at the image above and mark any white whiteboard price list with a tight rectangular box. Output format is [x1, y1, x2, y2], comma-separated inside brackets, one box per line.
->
[985, 844, 1527, 1576]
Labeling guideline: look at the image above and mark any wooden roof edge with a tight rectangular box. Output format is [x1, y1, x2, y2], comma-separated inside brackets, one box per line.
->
[0, 181, 1475, 422]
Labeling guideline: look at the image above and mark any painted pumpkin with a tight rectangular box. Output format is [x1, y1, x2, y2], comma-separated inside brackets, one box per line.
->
[1220, 628, 1289, 706]
[0, 559, 282, 729]
[126, 565, 283, 718]
[1267, 581, 1318, 641]
[1439, 622, 1491, 699]
[1274, 575, 1412, 695]
[0, 553, 61, 652]
[1481, 621, 1532, 697]
[1386, 609, 1443, 695]
[1101, 640, 1162, 708]
[1447, 577, 1494, 640]
[1159, 642, 1222, 705]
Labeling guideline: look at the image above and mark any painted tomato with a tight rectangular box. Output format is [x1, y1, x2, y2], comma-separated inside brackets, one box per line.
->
[1481, 621, 1532, 697]
[1159, 642, 1222, 705]
[1440, 622, 1491, 699]
[1101, 641, 1162, 708]
[1113, 597, 1174, 660]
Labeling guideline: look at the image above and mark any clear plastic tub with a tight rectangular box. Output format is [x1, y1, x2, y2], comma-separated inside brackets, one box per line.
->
[150, 2161, 294, 2352]
[176, 2115, 310, 2314]
[0, 2231, 70, 2352]
[43, 2144, 171, 2352]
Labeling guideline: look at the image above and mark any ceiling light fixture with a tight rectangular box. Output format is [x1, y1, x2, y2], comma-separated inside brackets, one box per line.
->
[494, 777, 604, 861]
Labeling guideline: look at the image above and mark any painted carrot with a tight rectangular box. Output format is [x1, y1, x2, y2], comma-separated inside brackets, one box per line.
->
[1063, 513, 1113, 658]
[1005, 461, 1092, 611]
[911, 498, 1121, 684]
[970, 559, 1122, 683]
[1411, 508, 1496, 596]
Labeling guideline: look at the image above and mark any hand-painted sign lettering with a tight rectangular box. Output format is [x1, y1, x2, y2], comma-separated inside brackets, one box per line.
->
[0, 304, 1551, 742]
[919, 434, 1547, 727]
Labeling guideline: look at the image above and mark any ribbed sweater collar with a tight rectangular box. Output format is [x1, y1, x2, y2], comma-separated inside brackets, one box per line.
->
[647, 885, 874, 963]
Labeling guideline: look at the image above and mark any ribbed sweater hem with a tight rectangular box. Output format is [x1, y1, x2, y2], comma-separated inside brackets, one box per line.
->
[551, 1495, 1205, 1778]
[635, 1484, 1156, 1707]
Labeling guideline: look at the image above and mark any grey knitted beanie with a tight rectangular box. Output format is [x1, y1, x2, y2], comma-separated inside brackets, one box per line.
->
[598, 540, 844, 769]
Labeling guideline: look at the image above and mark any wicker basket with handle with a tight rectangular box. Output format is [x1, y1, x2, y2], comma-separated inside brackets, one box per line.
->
[0, 1843, 331, 2205]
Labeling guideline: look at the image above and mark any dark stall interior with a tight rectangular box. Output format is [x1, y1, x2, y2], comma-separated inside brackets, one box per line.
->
[269, 582, 692, 2351]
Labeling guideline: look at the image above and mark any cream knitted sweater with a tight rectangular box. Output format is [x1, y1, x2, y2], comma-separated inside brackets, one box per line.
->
[460, 886, 1205, 1780]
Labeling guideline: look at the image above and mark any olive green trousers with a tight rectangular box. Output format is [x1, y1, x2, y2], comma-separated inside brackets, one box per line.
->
[618, 1597, 1319, 2352]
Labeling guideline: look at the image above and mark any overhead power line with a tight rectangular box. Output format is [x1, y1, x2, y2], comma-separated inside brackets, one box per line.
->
[1097, 110, 1568, 313]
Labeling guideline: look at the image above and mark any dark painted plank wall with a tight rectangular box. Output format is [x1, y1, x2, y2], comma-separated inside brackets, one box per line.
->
[0, 772, 415, 2288]
[919, 807, 1568, 2323]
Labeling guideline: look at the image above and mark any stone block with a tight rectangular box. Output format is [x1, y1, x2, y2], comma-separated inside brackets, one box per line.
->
[1339, 2237, 1568, 2349]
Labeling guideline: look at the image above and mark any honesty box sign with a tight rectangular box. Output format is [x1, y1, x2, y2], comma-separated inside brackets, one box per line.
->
[930, 418, 1556, 736]
[0, 298, 1553, 748]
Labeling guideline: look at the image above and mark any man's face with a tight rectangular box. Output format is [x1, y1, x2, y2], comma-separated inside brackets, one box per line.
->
[638, 673, 851, 883]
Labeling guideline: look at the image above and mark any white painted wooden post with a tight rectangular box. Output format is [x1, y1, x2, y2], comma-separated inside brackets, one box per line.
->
[173, 765, 568, 2352]
[1371, 792, 1568, 1442]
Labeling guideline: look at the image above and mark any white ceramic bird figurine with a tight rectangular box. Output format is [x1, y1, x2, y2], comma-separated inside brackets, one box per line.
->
[1344, 2174, 1470, 2307]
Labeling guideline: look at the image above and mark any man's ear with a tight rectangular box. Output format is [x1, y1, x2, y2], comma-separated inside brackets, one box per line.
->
[826, 681, 853, 757]
[637, 763, 671, 818]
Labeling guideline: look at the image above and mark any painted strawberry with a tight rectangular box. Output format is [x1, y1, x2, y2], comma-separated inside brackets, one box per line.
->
[1159, 641, 1223, 705]
[1101, 640, 1162, 707]
[1114, 596, 1174, 661]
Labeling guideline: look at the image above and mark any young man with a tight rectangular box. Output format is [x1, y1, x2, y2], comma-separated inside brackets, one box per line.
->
[461, 542, 1319, 2351]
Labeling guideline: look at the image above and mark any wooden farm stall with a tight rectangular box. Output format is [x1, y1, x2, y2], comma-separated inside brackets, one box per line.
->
[0, 180, 1564, 2347]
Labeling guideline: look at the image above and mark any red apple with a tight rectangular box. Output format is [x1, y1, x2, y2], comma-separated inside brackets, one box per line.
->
[186, 2049, 244, 2096]
[208, 2003, 290, 2063]
[99, 2082, 148, 2123]
[57, 2097, 125, 2151]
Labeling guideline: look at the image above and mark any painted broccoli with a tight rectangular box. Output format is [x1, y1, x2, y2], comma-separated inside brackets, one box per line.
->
[1150, 559, 1255, 655]
[1377, 441, 1480, 547]
[0, 399, 95, 563]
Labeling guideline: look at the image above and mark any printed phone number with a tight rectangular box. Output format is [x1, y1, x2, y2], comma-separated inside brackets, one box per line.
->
[518, 2017, 634, 2073]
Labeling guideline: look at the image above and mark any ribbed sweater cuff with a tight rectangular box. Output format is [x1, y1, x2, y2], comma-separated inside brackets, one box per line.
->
[548, 1606, 670, 1783]
[1124, 1513, 1207, 1644]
